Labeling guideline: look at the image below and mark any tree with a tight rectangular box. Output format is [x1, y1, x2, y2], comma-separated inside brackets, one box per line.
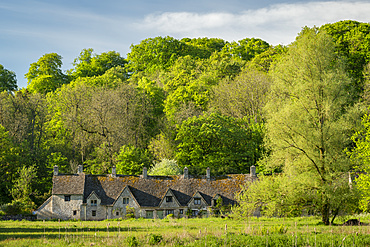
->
[220, 38, 270, 61]
[348, 110, 370, 211]
[260, 29, 358, 225]
[115, 145, 153, 175]
[148, 159, 181, 176]
[175, 112, 264, 175]
[127, 36, 187, 73]
[210, 68, 271, 123]
[321, 20, 370, 98]
[0, 64, 17, 92]
[69, 49, 127, 79]
[25, 53, 70, 94]
[0, 125, 20, 204]
[10, 165, 37, 213]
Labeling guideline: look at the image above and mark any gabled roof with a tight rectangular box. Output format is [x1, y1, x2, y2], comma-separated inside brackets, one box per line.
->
[86, 191, 100, 200]
[190, 191, 211, 206]
[53, 173, 255, 207]
[158, 188, 181, 208]
[52, 174, 85, 195]
[112, 185, 141, 207]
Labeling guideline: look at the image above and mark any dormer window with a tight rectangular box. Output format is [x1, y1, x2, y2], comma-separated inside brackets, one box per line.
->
[166, 196, 173, 202]
[91, 199, 97, 206]
[123, 198, 129, 204]
[64, 195, 71, 202]
[194, 198, 201, 205]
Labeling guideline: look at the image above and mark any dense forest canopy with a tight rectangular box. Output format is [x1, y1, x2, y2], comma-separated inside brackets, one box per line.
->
[1, 20, 370, 223]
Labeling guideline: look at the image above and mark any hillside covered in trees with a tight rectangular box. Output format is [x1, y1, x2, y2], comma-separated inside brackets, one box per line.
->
[1, 20, 370, 224]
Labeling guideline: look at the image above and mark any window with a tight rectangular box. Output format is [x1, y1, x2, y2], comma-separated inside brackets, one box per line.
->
[166, 196, 173, 202]
[73, 210, 77, 216]
[64, 195, 71, 202]
[192, 210, 198, 216]
[166, 209, 174, 216]
[92, 210, 96, 217]
[194, 198, 201, 205]
[123, 198, 129, 204]
[116, 211, 119, 216]
[179, 209, 183, 214]
[91, 199, 97, 206]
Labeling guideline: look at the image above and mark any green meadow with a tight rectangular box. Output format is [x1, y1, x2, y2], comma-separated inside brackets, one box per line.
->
[1, 215, 370, 246]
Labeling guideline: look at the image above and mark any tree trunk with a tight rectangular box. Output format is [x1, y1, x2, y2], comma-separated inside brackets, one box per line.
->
[322, 202, 330, 225]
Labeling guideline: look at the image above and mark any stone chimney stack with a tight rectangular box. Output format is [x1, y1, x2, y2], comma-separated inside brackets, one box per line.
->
[112, 165, 116, 177]
[77, 164, 83, 174]
[184, 167, 189, 179]
[53, 165, 59, 176]
[206, 167, 210, 180]
[250, 165, 256, 177]
[143, 167, 148, 179]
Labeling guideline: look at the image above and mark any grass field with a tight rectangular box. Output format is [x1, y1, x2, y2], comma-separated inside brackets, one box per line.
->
[1, 215, 370, 246]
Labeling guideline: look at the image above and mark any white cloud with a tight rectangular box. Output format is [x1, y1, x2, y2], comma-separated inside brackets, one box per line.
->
[135, 1, 370, 45]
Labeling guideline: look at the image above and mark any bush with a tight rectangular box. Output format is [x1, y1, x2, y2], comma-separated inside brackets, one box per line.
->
[0, 200, 35, 215]
[148, 233, 163, 245]
[126, 236, 139, 247]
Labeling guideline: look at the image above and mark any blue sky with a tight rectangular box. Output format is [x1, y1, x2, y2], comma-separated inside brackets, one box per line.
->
[1, 0, 369, 88]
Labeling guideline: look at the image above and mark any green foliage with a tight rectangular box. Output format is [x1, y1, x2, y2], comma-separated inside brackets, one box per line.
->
[69, 48, 127, 79]
[220, 37, 270, 61]
[148, 233, 163, 245]
[249, 45, 287, 72]
[321, 20, 370, 97]
[9, 165, 37, 214]
[0, 124, 19, 204]
[175, 112, 264, 175]
[127, 36, 187, 73]
[263, 28, 359, 224]
[349, 113, 370, 211]
[210, 67, 271, 122]
[126, 236, 139, 247]
[125, 206, 135, 219]
[0, 64, 17, 92]
[115, 145, 153, 175]
[0, 200, 34, 215]
[148, 132, 176, 161]
[25, 53, 70, 94]
[148, 159, 181, 176]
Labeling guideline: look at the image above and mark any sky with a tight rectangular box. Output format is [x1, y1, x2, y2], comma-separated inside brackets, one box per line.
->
[1, 0, 370, 88]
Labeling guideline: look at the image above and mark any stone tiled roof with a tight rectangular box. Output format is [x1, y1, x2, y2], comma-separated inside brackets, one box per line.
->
[53, 173, 256, 207]
[52, 174, 85, 195]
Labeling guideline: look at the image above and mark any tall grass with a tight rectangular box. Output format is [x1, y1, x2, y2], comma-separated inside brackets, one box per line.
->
[1, 215, 370, 246]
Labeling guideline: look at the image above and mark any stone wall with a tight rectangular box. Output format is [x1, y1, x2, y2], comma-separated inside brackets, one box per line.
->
[52, 194, 83, 220]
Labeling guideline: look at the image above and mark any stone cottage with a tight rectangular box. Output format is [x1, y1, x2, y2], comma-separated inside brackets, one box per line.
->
[35, 165, 257, 220]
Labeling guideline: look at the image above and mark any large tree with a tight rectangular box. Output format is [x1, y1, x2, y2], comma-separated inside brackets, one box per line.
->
[258, 29, 358, 224]
[25, 53, 70, 94]
[175, 112, 264, 175]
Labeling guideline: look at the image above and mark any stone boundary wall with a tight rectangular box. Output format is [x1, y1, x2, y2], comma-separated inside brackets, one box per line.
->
[0, 215, 37, 221]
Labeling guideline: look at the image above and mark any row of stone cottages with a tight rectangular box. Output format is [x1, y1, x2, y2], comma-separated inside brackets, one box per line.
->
[35, 165, 257, 220]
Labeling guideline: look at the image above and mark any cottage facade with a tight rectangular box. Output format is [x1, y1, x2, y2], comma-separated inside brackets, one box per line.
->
[36, 165, 257, 220]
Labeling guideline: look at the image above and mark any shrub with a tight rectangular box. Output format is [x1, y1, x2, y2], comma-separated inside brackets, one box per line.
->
[126, 236, 139, 247]
[148, 233, 163, 245]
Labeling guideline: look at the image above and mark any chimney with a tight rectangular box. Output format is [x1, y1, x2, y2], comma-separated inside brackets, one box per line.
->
[184, 167, 189, 179]
[77, 164, 83, 174]
[206, 167, 210, 180]
[53, 165, 59, 176]
[250, 165, 256, 177]
[112, 165, 116, 177]
[143, 167, 147, 179]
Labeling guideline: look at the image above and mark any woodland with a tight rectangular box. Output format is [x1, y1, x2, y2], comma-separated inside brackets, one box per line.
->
[1, 20, 370, 225]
